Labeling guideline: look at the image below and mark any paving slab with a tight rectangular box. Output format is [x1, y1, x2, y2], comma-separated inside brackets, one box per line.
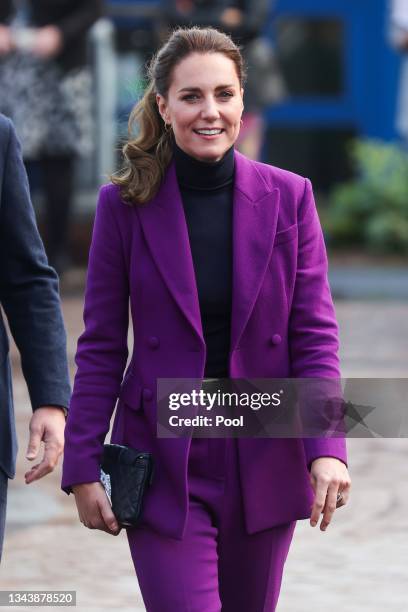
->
[1, 293, 407, 611]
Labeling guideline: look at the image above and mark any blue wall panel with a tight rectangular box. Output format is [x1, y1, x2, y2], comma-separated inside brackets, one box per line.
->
[270, 0, 400, 140]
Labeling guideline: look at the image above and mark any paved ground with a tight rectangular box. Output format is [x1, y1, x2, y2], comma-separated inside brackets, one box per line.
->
[1, 288, 408, 611]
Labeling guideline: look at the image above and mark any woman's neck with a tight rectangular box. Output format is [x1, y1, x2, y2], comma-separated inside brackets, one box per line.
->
[172, 139, 235, 190]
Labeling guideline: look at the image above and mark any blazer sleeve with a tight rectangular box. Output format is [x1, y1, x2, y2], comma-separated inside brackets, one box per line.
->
[61, 185, 129, 493]
[288, 177, 347, 470]
[0, 117, 71, 411]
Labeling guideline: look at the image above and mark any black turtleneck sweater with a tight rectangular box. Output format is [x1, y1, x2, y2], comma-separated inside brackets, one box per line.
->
[173, 140, 235, 378]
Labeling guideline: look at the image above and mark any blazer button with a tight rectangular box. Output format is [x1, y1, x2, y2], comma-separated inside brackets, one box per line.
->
[143, 388, 153, 401]
[271, 334, 282, 345]
[148, 336, 160, 349]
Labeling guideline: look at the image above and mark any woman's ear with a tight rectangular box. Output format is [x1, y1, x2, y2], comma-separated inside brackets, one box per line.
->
[156, 94, 168, 123]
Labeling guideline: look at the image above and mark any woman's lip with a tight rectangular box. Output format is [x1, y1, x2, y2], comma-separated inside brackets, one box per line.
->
[193, 129, 225, 138]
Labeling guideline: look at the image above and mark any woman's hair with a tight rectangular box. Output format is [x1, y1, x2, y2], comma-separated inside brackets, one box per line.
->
[111, 26, 246, 205]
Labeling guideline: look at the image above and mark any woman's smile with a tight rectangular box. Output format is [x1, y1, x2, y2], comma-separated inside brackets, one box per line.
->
[193, 128, 225, 139]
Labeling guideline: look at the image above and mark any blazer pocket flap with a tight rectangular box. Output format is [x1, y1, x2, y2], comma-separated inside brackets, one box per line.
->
[274, 223, 297, 246]
[118, 378, 143, 411]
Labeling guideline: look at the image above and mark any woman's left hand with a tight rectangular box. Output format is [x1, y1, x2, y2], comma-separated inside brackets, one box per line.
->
[309, 457, 351, 531]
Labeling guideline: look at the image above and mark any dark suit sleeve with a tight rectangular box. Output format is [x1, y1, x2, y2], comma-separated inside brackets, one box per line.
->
[238, 0, 269, 41]
[0, 1, 13, 24]
[0, 118, 71, 411]
[162, 0, 230, 29]
[51, 0, 104, 45]
[162, 0, 268, 42]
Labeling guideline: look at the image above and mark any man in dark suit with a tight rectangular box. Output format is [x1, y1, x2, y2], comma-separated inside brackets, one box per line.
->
[0, 114, 71, 562]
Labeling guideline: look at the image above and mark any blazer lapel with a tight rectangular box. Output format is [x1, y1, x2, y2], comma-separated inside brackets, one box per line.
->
[135, 160, 205, 345]
[136, 151, 280, 353]
[230, 151, 280, 352]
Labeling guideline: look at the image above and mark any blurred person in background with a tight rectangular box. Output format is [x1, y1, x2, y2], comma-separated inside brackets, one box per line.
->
[0, 114, 71, 564]
[0, 0, 103, 275]
[159, 0, 285, 160]
[61, 27, 350, 611]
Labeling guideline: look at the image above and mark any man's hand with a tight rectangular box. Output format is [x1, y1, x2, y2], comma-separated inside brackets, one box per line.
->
[309, 457, 351, 531]
[175, 0, 193, 15]
[0, 25, 14, 56]
[32, 26, 63, 59]
[25, 406, 66, 484]
[220, 8, 243, 27]
[394, 32, 408, 52]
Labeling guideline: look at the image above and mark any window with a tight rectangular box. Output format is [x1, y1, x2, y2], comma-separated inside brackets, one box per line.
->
[275, 18, 344, 97]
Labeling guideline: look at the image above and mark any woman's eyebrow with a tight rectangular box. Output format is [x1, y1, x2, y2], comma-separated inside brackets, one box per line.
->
[177, 84, 236, 93]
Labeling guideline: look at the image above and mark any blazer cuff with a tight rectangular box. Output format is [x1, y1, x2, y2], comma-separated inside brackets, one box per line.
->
[61, 459, 101, 495]
[303, 437, 348, 472]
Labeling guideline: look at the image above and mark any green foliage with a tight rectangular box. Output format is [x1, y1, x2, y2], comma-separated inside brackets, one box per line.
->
[325, 139, 408, 253]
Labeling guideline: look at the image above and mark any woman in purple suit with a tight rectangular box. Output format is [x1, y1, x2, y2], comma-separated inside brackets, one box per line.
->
[62, 27, 351, 611]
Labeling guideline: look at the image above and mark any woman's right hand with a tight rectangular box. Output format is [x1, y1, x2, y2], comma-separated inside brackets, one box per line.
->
[72, 482, 121, 536]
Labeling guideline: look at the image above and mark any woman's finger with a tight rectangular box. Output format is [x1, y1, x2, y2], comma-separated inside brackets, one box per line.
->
[336, 480, 351, 507]
[309, 477, 328, 527]
[320, 483, 339, 531]
[97, 495, 120, 535]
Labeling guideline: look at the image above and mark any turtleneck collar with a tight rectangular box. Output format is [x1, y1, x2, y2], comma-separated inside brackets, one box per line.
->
[173, 138, 235, 191]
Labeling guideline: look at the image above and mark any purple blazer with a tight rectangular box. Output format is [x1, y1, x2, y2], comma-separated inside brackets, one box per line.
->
[61, 150, 347, 539]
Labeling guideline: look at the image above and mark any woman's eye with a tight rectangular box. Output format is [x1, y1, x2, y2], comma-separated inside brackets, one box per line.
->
[182, 91, 233, 101]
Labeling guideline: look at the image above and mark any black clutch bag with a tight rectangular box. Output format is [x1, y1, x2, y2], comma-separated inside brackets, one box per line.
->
[100, 443, 154, 528]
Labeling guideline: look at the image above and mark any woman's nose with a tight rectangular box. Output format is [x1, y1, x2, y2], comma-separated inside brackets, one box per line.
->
[201, 97, 220, 119]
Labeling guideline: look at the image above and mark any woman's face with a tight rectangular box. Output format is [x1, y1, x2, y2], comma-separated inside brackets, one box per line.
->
[156, 52, 244, 162]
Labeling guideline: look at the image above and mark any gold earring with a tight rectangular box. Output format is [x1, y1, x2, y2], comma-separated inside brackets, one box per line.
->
[164, 122, 172, 133]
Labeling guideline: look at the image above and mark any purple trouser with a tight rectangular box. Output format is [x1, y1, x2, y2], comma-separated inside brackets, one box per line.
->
[126, 437, 296, 611]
